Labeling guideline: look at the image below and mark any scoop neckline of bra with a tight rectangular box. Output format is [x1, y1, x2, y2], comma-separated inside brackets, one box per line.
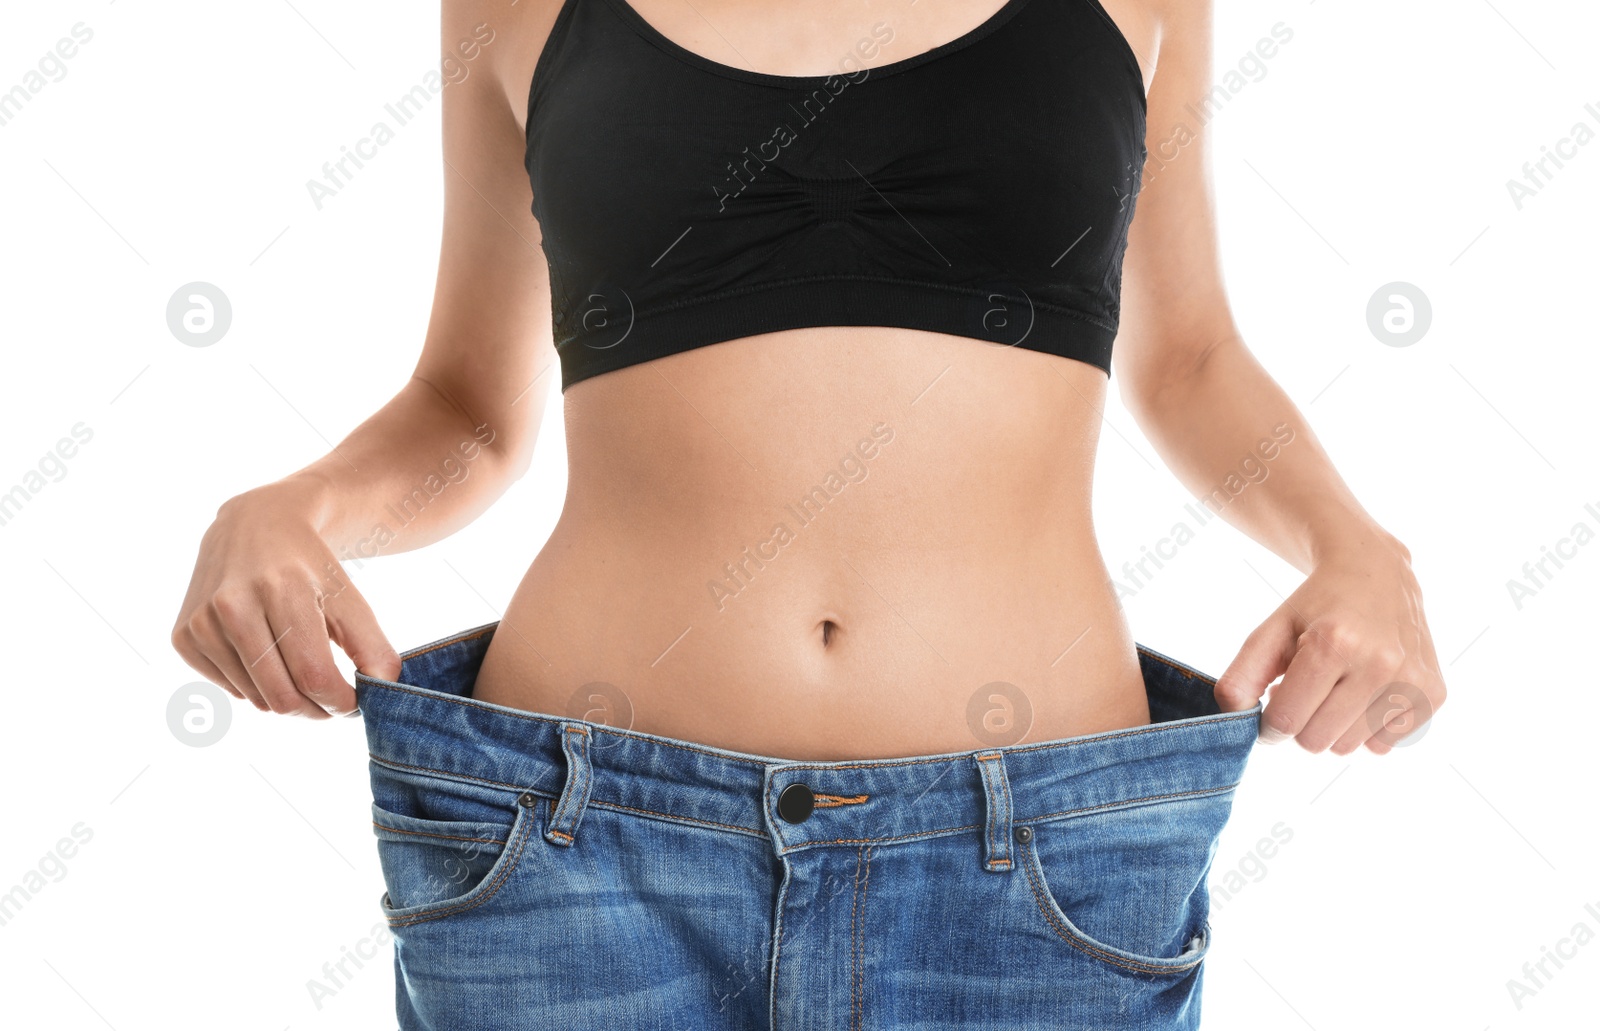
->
[595, 0, 1040, 89]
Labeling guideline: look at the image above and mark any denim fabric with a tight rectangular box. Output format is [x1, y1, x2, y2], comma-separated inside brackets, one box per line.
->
[355, 621, 1261, 1030]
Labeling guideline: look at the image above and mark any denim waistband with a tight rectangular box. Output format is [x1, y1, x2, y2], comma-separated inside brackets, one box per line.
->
[354, 622, 1260, 859]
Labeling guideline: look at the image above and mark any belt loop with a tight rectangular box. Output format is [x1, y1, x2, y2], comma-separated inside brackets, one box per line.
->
[973, 751, 1014, 873]
[546, 722, 593, 848]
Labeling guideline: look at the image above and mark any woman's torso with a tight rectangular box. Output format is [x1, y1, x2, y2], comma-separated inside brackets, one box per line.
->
[471, 0, 1159, 761]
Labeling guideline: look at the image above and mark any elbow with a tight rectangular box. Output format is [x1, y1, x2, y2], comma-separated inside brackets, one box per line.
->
[1118, 330, 1237, 418]
[490, 436, 537, 483]
[409, 373, 542, 483]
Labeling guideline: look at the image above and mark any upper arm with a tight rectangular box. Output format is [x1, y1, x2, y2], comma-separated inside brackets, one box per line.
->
[411, 0, 564, 472]
[1111, 0, 1242, 404]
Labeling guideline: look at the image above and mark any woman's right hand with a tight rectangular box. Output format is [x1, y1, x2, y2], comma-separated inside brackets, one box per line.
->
[170, 479, 403, 718]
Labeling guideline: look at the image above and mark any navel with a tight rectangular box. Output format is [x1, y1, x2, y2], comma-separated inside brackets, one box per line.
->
[818, 618, 840, 649]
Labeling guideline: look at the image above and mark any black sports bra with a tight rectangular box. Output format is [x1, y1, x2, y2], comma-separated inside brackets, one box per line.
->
[524, 0, 1147, 392]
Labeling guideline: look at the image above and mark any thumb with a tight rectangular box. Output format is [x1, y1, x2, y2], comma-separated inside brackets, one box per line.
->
[324, 584, 402, 683]
[1214, 603, 1298, 712]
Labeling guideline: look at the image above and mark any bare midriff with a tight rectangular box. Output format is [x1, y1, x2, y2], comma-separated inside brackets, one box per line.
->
[470, 327, 1149, 760]
[469, 0, 1158, 760]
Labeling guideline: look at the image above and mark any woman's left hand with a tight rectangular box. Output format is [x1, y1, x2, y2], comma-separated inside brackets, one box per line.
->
[1213, 534, 1446, 754]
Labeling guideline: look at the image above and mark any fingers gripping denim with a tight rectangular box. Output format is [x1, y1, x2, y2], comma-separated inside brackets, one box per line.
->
[354, 622, 1261, 1030]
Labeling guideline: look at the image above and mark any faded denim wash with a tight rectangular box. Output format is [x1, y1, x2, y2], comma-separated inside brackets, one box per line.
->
[355, 621, 1261, 1030]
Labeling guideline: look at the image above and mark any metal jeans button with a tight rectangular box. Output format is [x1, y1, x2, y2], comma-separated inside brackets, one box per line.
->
[778, 782, 815, 824]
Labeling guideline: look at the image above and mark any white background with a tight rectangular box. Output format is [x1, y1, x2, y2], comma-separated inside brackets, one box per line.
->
[1, 0, 1596, 1028]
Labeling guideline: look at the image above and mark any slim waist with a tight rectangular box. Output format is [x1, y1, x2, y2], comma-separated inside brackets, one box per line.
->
[354, 622, 1260, 854]
[474, 507, 1142, 759]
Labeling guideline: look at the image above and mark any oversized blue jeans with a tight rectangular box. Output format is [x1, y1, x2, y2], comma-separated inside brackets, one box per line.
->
[355, 621, 1261, 1029]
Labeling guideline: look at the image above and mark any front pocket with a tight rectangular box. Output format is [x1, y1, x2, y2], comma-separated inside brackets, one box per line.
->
[373, 795, 542, 926]
[1016, 794, 1231, 976]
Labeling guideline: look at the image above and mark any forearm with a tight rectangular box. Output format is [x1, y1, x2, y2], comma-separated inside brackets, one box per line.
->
[1123, 335, 1407, 576]
[225, 376, 527, 563]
